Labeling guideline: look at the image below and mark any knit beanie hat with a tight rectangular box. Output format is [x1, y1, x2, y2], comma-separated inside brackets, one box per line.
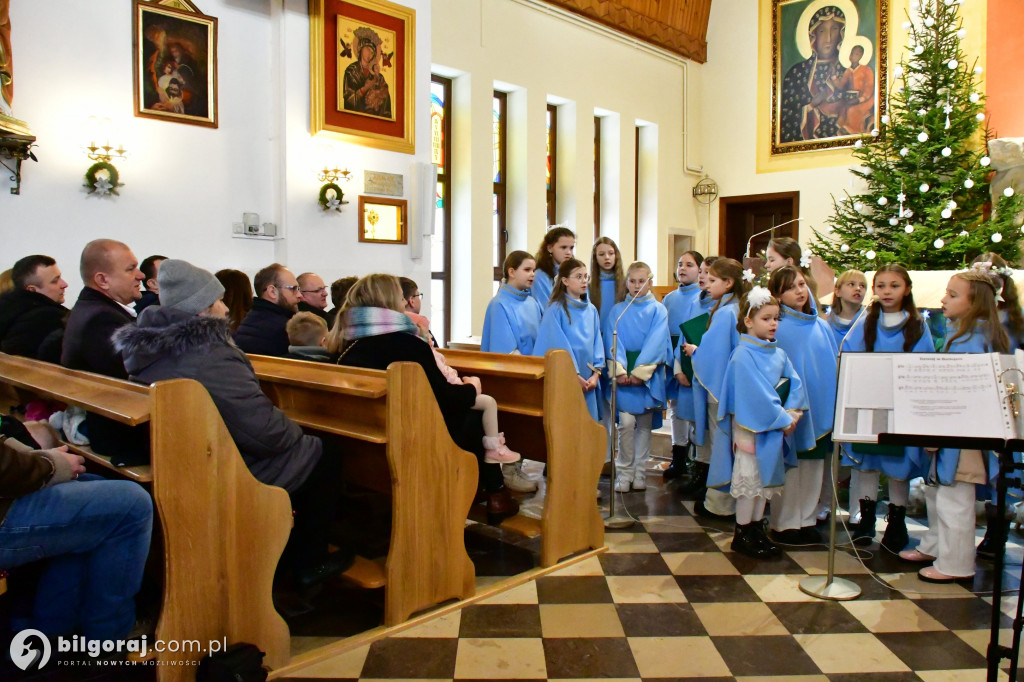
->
[158, 259, 225, 314]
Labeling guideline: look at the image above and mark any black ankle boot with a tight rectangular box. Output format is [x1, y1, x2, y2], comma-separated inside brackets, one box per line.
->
[880, 503, 909, 553]
[663, 444, 691, 480]
[678, 460, 709, 496]
[732, 522, 772, 559]
[852, 498, 877, 546]
[752, 519, 781, 557]
[977, 502, 1011, 560]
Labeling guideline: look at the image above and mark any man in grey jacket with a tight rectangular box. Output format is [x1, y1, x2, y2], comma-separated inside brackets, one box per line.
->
[114, 259, 352, 590]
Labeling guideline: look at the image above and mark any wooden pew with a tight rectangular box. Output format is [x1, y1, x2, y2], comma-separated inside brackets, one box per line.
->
[247, 356, 478, 626]
[0, 353, 291, 680]
[439, 348, 606, 567]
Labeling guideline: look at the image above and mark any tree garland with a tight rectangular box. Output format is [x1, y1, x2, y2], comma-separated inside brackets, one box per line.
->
[83, 161, 122, 196]
[318, 182, 346, 211]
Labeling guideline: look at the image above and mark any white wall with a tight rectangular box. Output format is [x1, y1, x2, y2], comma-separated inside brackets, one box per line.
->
[1, 0, 432, 302]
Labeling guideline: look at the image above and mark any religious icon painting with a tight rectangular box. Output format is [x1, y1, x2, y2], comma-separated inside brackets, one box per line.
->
[132, 0, 218, 128]
[310, 0, 415, 154]
[771, 0, 888, 155]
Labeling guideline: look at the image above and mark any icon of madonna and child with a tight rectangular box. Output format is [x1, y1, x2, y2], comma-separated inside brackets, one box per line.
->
[775, 0, 882, 150]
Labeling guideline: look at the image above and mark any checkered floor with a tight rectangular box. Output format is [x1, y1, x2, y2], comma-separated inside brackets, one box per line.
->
[281, 442, 1024, 681]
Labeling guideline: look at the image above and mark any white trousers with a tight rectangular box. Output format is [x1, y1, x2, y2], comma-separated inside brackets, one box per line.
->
[616, 411, 653, 482]
[771, 459, 825, 531]
[917, 481, 976, 578]
[666, 399, 692, 447]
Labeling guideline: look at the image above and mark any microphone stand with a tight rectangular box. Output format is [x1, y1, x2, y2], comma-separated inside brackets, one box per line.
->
[604, 278, 653, 529]
[799, 297, 875, 601]
[744, 217, 802, 259]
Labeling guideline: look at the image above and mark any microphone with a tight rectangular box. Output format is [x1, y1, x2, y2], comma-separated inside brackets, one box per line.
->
[745, 217, 802, 259]
[613, 276, 655, 328]
[839, 294, 878, 354]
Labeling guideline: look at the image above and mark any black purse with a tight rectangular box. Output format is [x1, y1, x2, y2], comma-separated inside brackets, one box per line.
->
[196, 643, 268, 682]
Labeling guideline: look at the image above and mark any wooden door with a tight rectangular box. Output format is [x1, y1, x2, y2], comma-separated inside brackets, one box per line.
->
[718, 191, 799, 260]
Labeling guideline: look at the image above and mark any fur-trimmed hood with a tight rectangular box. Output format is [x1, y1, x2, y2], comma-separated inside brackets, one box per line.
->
[114, 305, 236, 376]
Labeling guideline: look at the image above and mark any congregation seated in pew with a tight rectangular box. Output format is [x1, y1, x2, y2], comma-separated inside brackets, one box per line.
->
[286, 311, 331, 362]
[0, 254, 69, 363]
[234, 263, 301, 357]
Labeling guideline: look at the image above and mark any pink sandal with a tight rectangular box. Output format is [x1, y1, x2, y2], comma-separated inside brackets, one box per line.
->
[898, 548, 936, 563]
[483, 433, 521, 464]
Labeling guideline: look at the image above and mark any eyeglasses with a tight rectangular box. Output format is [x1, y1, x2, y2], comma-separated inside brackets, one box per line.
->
[301, 287, 328, 294]
[410, 293, 423, 299]
[569, 274, 590, 283]
[275, 284, 300, 292]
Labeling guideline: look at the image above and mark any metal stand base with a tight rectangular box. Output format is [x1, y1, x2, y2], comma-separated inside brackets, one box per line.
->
[799, 575, 862, 601]
[604, 512, 634, 529]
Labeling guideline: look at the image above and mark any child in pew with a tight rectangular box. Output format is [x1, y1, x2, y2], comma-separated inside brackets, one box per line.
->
[481, 250, 544, 356]
[899, 269, 1010, 583]
[712, 287, 805, 559]
[287, 312, 330, 362]
[662, 250, 704, 480]
[684, 258, 749, 517]
[533, 258, 605, 422]
[604, 262, 672, 492]
[766, 266, 838, 546]
[532, 226, 576, 307]
[842, 264, 933, 552]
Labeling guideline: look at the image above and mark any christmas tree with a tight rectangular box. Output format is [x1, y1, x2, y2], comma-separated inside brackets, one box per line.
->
[811, 0, 1024, 271]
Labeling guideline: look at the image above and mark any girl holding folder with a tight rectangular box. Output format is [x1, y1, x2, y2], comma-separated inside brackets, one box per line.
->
[662, 250, 704, 479]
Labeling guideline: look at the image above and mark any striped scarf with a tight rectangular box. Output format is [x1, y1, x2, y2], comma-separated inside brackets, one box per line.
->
[341, 306, 422, 341]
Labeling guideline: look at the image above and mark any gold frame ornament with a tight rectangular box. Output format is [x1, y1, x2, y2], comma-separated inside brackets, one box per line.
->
[310, 0, 415, 154]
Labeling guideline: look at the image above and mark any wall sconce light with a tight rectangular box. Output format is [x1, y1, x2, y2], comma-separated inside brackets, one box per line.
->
[82, 117, 127, 197]
[317, 144, 351, 212]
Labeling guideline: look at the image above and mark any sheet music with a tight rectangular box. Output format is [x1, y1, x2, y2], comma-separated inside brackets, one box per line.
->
[833, 353, 897, 442]
[842, 355, 894, 409]
[891, 354, 1007, 439]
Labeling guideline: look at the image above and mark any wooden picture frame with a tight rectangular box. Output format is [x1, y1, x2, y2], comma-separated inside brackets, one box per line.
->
[310, 0, 415, 154]
[771, 0, 888, 155]
[133, 0, 218, 128]
[358, 195, 407, 244]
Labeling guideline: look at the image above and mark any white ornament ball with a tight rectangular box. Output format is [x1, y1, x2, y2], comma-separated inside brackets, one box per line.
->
[992, 232, 1004, 243]
[900, 147, 909, 157]
[902, 20, 912, 30]
[915, 45, 925, 55]
[918, 132, 929, 142]
[960, 230, 970, 237]
[905, 225, 915, 233]
[1005, 187, 1016, 197]
[975, 66, 984, 75]
[866, 250, 877, 260]
[889, 218, 899, 226]
[894, 66, 904, 77]
[920, 183, 930, 193]
[878, 196, 888, 206]
[969, 93, 980, 103]
[881, 114, 891, 125]
[854, 140, 864, 149]
[840, 244, 850, 253]
[965, 178, 975, 188]
[934, 238, 945, 248]
[854, 202, 864, 211]
[866, 226, 875, 234]
[948, 59, 959, 69]
[948, 200, 958, 210]
[871, 128, 880, 137]
[918, 109, 928, 117]
[981, 156, 991, 167]
[905, 209, 914, 218]
[977, 113, 986, 121]
[925, 17, 935, 27]
[958, 29, 967, 38]
[941, 208, 953, 219]
[942, 147, 952, 157]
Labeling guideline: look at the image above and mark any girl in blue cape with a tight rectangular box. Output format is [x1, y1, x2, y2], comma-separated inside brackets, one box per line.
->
[588, 237, 626, 324]
[713, 287, 807, 559]
[533, 258, 605, 422]
[899, 271, 1010, 584]
[684, 258, 750, 518]
[843, 264, 933, 552]
[531, 227, 575, 308]
[766, 266, 839, 546]
[481, 250, 544, 355]
[604, 262, 672, 492]
[972, 253, 1024, 351]
[765, 236, 820, 312]
[662, 250, 704, 480]
[826, 269, 867, 350]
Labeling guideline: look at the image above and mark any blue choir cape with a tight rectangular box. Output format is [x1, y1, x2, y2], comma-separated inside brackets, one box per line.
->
[597, 271, 620, 323]
[709, 334, 807, 493]
[603, 293, 673, 416]
[532, 269, 554, 309]
[663, 282, 702, 402]
[1001, 308, 1024, 351]
[533, 297, 605, 421]
[690, 294, 740, 445]
[841, 311, 932, 480]
[826, 306, 861, 353]
[481, 284, 544, 355]
[776, 305, 838, 459]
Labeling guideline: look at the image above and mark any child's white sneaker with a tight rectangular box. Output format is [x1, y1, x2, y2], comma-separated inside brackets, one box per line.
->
[502, 461, 538, 492]
[483, 434, 521, 464]
[632, 474, 647, 491]
[614, 477, 632, 493]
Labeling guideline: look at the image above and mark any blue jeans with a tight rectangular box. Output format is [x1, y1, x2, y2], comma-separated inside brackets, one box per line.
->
[0, 476, 153, 640]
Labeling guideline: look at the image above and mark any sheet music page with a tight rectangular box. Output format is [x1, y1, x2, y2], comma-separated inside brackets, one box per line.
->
[891, 354, 1005, 439]
[843, 355, 895, 409]
[833, 353, 897, 443]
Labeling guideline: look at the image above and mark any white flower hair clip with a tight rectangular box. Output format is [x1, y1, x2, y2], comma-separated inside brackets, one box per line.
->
[742, 268, 756, 283]
[971, 261, 993, 274]
[997, 265, 1015, 279]
[747, 286, 772, 309]
[799, 253, 812, 269]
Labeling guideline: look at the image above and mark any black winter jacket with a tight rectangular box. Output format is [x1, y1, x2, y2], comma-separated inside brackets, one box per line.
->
[0, 289, 69, 360]
[233, 298, 293, 357]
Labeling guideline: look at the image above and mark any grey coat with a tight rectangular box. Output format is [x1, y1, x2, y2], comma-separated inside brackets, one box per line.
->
[114, 306, 320, 493]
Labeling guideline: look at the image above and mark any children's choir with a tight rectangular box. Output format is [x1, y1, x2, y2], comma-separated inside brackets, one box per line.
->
[482, 228, 1021, 578]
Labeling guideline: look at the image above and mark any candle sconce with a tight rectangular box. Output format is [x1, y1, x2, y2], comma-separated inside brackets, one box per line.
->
[83, 117, 127, 197]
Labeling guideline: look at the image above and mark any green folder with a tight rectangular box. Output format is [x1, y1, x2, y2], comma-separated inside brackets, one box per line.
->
[677, 313, 710, 383]
[775, 377, 791, 405]
[626, 350, 642, 375]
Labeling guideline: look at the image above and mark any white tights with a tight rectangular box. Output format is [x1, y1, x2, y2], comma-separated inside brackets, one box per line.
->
[735, 496, 767, 525]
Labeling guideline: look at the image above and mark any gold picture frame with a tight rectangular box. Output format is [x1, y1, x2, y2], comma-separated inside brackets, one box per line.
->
[310, 0, 415, 154]
[358, 195, 407, 244]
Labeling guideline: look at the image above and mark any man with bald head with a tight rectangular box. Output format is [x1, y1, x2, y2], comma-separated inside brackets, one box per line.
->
[296, 271, 336, 327]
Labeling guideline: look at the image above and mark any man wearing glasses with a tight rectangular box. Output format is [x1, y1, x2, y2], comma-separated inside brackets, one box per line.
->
[297, 272, 336, 327]
[234, 263, 301, 357]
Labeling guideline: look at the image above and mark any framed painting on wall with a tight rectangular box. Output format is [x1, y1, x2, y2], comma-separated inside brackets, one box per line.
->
[132, 0, 217, 128]
[771, 0, 888, 155]
[310, 0, 415, 154]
